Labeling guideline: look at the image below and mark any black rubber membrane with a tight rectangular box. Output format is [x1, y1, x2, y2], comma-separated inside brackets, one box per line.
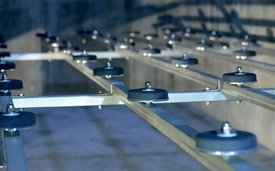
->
[144, 33, 158, 38]
[172, 57, 198, 65]
[0, 51, 10, 57]
[72, 54, 97, 61]
[0, 62, 15, 70]
[139, 48, 161, 54]
[0, 79, 23, 90]
[194, 42, 213, 48]
[233, 49, 256, 56]
[196, 131, 257, 152]
[59, 45, 79, 51]
[36, 32, 48, 37]
[93, 67, 124, 76]
[0, 43, 7, 49]
[222, 72, 257, 83]
[0, 111, 36, 129]
[128, 89, 169, 101]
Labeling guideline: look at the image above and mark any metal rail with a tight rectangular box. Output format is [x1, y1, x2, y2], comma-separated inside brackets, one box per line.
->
[11, 91, 241, 108]
[116, 48, 275, 112]
[2, 131, 28, 171]
[132, 36, 275, 75]
[63, 55, 259, 171]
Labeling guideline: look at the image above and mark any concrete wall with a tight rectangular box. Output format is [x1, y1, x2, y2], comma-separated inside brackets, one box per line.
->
[2, 0, 275, 152]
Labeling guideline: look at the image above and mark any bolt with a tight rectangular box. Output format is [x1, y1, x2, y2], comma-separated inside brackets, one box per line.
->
[206, 101, 211, 106]
[106, 61, 111, 67]
[212, 31, 216, 36]
[148, 44, 153, 49]
[107, 33, 111, 38]
[186, 28, 190, 33]
[83, 49, 87, 55]
[67, 42, 72, 47]
[237, 66, 243, 73]
[237, 100, 241, 104]
[2, 72, 7, 80]
[242, 45, 247, 50]
[6, 103, 14, 113]
[98, 105, 103, 110]
[98, 91, 103, 94]
[201, 39, 205, 44]
[244, 34, 249, 40]
[221, 121, 231, 135]
[19, 93, 24, 97]
[93, 30, 98, 35]
[183, 53, 188, 59]
[171, 33, 175, 39]
[145, 81, 152, 89]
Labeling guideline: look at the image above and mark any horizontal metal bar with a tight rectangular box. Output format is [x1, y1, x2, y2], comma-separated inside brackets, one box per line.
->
[133, 36, 275, 75]
[9, 52, 121, 61]
[8, 53, 66, 61]
[12, 95, 124, 108]
[65, 58, 259, 171]
[12, 91, 241, 108]
[2, 130, 28, 171]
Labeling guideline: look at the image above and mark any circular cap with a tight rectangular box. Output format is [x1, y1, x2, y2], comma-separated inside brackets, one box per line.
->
[72, 50, 97, 61]
[127, 81, 169, 102]
[0, 62, 15, 70]
[139, 44, 161, 56]
[172, 53, 198, 67]
[144, 33, 158, 40]
[233, 46, 256, 58]
[93, 61, 124, 78]
[0, 51, 10, 57]
[0, 111, 36, 130]
[0, 79, 23, 90]
[0, 43, 7, 49]
[194, 39, 213, 49]
[222, 66, 257, 85]
[196, 121, 258, 156]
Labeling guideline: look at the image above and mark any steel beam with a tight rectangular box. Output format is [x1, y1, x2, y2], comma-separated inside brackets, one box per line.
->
[64, 56, 259, 171]
[11, 91, 241, 108]
[2, 131, 28, 171]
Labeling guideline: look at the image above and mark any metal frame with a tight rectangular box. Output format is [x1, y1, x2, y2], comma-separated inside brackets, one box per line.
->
[4, 37, 275, 170]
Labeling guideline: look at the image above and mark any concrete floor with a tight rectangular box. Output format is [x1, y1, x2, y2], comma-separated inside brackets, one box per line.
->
[19, 105, 210, 171]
